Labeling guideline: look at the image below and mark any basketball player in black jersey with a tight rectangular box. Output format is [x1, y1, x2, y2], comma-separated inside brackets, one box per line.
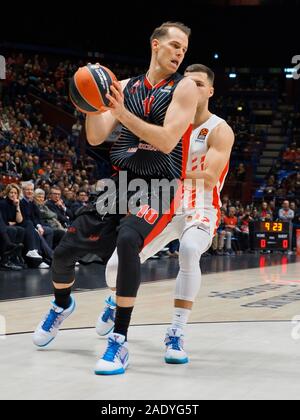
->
[33, 22, 198, 375]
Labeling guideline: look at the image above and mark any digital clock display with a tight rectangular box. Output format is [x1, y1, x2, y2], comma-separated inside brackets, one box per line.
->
[261, 222, 284, 232]
[251, 221, 291, 250]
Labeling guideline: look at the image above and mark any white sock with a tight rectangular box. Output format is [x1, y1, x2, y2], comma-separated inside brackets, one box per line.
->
[171, 307, 191, 331]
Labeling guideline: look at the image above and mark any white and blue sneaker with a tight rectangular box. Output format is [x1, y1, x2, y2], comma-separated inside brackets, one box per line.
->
[96, 296, 116, 337]
[95, 333, 129, 375]
[33, 297, 75, 348]
[164, 328, 189, 364]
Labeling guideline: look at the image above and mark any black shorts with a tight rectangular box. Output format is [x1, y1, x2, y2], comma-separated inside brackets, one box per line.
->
[57, 174, 182, 262]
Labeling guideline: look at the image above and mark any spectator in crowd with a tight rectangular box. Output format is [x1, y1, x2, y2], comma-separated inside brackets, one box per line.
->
[22, 161, 36, 182]
[71, 119, 82, 143]
[70, 189, 89, 217]
[278, 200, 295, 223]
[213, 209, 227, 255]
[239, 210, 253, 252]
[263, 178, 276, 202]
[258, 201, 273, 221]
[222, 206, 240, 255]
[62, 188, 76, 209]
[251, 208, 260, 221]
[46, 186, 72, 228]
[235, 163, 247, 182]
[0, 183, 43, 264]
[34, 188, 65, 248]
[21, 182, 54, 264]
[0, 211, 23, 270]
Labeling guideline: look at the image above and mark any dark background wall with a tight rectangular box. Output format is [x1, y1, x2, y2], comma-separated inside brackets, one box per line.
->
[0, 1, 299, 68]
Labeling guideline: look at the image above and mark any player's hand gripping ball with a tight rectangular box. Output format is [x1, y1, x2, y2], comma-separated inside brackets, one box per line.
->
[69, 63, 117, 114]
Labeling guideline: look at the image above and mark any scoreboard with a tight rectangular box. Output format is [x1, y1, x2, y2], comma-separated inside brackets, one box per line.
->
[250, 221, 292, 250]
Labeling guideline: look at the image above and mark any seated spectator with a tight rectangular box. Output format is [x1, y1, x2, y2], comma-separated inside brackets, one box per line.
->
[239, 210, 253, 252]
[251, 208, 260, 221]
[0, 183, 43, 265]
[46, 186, 72, 228]
[258, 202, 273, 221]
[34, 188, 65, 248]
[222, 207, 240, 255]
[21, 182, 54, 264]
[213, 209, 227, 255]
[0, 210, 23, 270]
[71, 190, 89, 218]
[62, 188, 76, 209]
[278, 200, 294, 223]
[22, 161, 36, 182]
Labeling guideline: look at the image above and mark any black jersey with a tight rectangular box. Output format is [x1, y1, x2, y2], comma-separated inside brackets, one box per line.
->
[110, 73, 192, 180]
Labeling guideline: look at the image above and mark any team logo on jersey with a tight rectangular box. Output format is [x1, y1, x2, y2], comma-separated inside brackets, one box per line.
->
[130, 80, 141, 94]
[196, 128, 209, 142]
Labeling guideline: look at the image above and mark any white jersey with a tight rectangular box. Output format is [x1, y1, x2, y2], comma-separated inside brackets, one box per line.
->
[139, 114, 229, 263]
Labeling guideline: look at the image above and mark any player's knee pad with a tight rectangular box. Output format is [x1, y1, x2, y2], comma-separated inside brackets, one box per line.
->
[116, 225, 143, 256]
[179, 240, 202, 269]
[116, 225, 143, 297]
[175, 228, 211, 302]
[52, 244, 78, 285]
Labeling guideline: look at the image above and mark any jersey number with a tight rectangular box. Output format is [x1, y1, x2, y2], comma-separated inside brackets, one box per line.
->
[136, 205, 159, 225]
[143, 95, 155, 117]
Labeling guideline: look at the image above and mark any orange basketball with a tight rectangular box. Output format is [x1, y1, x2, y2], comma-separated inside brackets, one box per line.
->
[69, 64, 117, 114]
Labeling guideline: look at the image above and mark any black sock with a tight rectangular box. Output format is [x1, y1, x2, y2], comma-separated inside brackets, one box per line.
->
[54, 286, 72, 309]
[114, 306, 134, 341]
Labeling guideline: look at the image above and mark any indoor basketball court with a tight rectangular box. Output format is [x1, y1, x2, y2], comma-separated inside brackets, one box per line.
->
[1, 0, 300, 404]
[1, 255, 300, 400]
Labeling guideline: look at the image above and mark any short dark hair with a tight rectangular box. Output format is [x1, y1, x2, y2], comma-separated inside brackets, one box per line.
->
[150, 22, 191, 43]
[77, 190, 88, 196]
[185, 64, 215, 86]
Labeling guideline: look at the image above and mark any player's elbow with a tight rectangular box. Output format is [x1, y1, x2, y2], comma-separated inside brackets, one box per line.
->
[161, 144, 175, 154]
[86, 132, 105, 146]
[160, 136, 179, 154]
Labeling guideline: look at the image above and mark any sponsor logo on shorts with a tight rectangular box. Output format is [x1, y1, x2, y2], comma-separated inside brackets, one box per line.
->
[89, 235, 100, 242]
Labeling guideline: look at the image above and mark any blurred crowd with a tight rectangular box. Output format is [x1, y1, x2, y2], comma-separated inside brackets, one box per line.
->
[0, 52, 299, 271]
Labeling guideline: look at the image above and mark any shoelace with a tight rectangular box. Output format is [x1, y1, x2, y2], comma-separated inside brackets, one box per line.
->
[102, 339, 121, 362]
[102, 305, 115, 323]
[42, 309, 60, 332]
[167, 336, 182, 351]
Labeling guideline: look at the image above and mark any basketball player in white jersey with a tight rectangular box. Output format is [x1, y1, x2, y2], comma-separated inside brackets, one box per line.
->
[96, 64, 234, 364]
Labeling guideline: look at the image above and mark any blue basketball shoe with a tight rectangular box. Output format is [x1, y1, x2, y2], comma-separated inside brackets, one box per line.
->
[164, 327, 189, 364]
[96, 296, 116, 336]
[33, 297, 75, 347]
[95, 332, 129, 375]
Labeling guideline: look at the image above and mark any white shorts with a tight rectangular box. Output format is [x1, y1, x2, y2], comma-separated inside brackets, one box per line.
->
[139, 208, 218, 263]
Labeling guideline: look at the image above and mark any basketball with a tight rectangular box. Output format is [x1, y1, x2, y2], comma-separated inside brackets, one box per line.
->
[69, 64, 117, 114]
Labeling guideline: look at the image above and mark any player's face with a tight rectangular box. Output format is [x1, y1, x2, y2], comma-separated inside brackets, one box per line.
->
[185, 72, 214, 106]
[154, 28, 188, 73]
